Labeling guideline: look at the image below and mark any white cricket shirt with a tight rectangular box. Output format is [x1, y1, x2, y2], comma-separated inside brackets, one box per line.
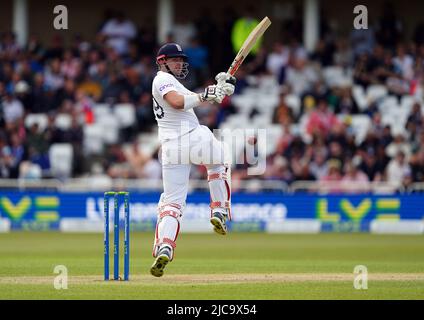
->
[152, 71, 200, 142]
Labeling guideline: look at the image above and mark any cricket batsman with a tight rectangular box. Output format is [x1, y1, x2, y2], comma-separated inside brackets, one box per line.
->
[150, 43, 236, 277]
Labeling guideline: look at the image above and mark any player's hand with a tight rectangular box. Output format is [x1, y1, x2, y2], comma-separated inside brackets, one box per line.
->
[219, 83, 235, 96]
[215, 72, 236, 97]
[215, 72, 237, 86]
[200, 85, 225, 104]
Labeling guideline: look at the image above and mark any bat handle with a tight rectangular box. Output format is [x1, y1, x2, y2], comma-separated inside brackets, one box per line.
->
[226, 77, 237, 86]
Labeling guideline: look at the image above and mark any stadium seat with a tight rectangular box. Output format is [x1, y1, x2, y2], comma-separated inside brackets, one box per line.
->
[257, 94, 279, 111]
[350, 115, 372, 144]
[221, 114, 249, 129]
[284, 94, 301, 117]
[257, 75, 280, 95]
[323, 66, 352, 88]
[114, 103, 136, 128]
[266, 125, 283, 155]
[138, 133, 160, 157]
[378, 95, 398, 114]
[25, 114, 49, 132]
[352, 85, 368, 111]
[232, 89, 257, 115]
[54, 114, 73, 130]
[93, 104, 111, 120]
[96, 114, 120, 144]
[367, 85, 388, 103]
[400, 95, 415, 116]
[253, 114, 271, 128]
[49, 143, 73, 179]
[83, 124, 104, 155]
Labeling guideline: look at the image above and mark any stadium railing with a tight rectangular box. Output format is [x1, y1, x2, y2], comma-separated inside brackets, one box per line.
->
[3, 179, 423, 193]
[289, 180, 404, 194]
[0, 178, 289, 193]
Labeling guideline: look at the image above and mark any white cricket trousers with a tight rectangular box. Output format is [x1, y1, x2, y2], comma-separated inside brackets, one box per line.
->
[152, 125, 231, 259]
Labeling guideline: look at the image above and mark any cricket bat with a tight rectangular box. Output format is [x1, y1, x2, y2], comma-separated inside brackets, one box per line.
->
[227, 16, 272, 76]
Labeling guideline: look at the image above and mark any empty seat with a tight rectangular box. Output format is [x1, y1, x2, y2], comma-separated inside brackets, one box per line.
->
[367, 85, 388, 102]
[93, 104, 111, 120]
[352, 85, 367, 111]
[55, 114, 72, 130]
[323, 67, 352, 88]
[49, 143, 73, 179]
[25, 114, 49, 132]
[266, 125, 283, 155]
[96, 114, 120, 144]
[252, 114, 271, 128]
[284, 94, 301, 117]
[378, 96, 398, 114]
[114, 104, 136, 128]
[350, 115, 372, 144]
[83, 124, 104, 155]
[257, 94, 279, 111]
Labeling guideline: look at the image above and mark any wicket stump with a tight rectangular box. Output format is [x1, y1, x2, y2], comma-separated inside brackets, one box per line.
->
[104, 191, 130, 281]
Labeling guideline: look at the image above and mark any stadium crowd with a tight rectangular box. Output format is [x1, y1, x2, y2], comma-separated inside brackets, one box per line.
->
[1, 5, 424, 192]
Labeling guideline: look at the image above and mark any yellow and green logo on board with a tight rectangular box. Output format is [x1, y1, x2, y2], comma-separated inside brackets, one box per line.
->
[0, 196, 60, 222]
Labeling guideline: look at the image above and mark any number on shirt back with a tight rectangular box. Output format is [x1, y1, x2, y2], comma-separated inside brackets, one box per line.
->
[153, 97, 165, 119]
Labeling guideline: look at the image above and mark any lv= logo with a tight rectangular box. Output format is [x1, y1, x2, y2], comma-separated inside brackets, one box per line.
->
[0, 196, 60, 221]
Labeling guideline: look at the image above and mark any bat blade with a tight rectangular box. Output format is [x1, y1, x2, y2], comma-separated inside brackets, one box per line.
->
[228, 16, 272, 76]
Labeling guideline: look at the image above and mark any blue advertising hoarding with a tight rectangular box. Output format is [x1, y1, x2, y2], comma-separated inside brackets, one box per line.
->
[0, 192, 423, 232]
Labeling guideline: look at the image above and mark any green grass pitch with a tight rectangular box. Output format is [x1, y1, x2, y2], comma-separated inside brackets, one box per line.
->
[0, 232, 423, 299]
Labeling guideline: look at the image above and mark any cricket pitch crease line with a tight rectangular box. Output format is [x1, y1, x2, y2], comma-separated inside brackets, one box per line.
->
[1, 273, 424, 285]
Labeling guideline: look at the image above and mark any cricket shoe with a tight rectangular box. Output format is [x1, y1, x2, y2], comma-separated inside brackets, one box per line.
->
[150, 245, 172, 277]
[210, 211, 228, 235]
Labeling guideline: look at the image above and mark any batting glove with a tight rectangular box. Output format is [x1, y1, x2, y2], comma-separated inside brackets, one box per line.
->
[215, 72, 237, 86]
[200, 85, 226, 104]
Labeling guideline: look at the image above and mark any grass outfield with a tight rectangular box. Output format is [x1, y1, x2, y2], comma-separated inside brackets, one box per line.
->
[0, 232, 423, 299]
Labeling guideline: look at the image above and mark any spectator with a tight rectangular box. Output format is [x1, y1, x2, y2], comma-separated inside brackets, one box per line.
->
[30, 73, 50, 113]
[334, 88, 359, 114]
[0, 134, 13, 178]
[124, 141, 150, 178]
[1, 31, 21, 59]
[141, 149, 162, 181]
[386, 151, 411, 186]
[359, 150, 383, 181]
[319, 159, 343, 192]
[334, 39, 353, 68]
[380, 125, 394, 148]
[264, 155, 294, 184]
[44, 34, 64, 61]
[61, 50, 82, 80]
[266, 41, 290, 82]
[350, 25, 375, 58]
[44, 58, 65, 90]
[286, 56, 319, 96]
[14, 80, 32, 111]
[353, 53, 373, 88]
[173, 17, 197, 49]
[231, 6, 262, 56]
[410, 150, 424, 182]
[341, 160, 370, 192]
[8, 132, 26, 178]
[393, 44, 414, 81]
[310, 151, 329, 180]
[310, 38, 335, 67]
[306, 98, 340, 136]
[100, 11, 137, 56]
[272, 93, 294, 125]
[375, 2, 403, 50]
[386, 133, 412, 158]
[185, 37, 209, 86]
[2, 91, 24, 127]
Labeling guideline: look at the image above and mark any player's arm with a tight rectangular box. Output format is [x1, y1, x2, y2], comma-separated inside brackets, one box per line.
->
[163, 86, 229, 111]
[163, 91, 202, 110]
